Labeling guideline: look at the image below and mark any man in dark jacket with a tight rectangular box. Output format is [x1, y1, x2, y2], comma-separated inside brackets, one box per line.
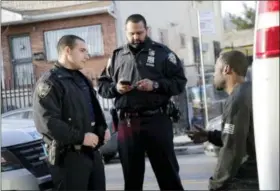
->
[98, 14, 186, 190]
[187, 50, 258, 190]
[33, 35, 110, 190]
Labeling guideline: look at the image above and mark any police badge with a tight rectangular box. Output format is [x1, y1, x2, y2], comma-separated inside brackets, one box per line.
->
[37, 81, 52, 98]
[168, 53, 177, 65]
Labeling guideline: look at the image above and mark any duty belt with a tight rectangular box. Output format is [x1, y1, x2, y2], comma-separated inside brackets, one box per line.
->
[122, 107, 165, 118]
[71, 145, 100, 152]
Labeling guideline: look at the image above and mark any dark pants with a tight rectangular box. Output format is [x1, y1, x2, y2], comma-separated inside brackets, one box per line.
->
[49, 149, 105, 190]
[210, 178, 259, 191]
[117, 112, 184, 190]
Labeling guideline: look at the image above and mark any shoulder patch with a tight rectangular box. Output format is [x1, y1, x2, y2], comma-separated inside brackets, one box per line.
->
[168, 52, 177, 65]
[37, 81, 52, 99]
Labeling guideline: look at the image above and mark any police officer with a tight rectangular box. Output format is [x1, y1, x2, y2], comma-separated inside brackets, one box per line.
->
[98, 14, 186, 190]
[187, 50, 258, 190]
[33, 35, 110, 190]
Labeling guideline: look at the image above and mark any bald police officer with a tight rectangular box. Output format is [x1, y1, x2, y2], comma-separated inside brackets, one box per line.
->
[98, 14, 186, 190]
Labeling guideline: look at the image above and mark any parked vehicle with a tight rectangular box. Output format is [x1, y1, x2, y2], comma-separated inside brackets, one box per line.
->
[1, 118, 52, 190]
[2, 107, 118, 163]
[187, 84, 227, 127]
[253, 1, 279, 189]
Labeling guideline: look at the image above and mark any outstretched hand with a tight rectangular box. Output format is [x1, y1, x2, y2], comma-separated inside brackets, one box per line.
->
[186, 124, 208, 144]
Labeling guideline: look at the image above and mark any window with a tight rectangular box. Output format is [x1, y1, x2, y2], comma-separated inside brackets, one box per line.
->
[213, 41, 221, 61]
[179, 33, 186, 48]
[158, 29, 169, 45]
[192, 37, 201, 63]
[27, 111, 34, 119]
[44, 25, 104, 61]
[147, 26, 152, 38]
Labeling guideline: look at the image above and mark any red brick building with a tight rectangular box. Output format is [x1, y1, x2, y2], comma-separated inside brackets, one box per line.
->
[1, 1, 117, 87]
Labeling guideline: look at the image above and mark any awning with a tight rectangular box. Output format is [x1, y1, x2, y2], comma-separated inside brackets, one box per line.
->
[223, 45, 253, 56]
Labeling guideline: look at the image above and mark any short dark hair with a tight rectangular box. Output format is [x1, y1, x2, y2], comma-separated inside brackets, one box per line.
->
[57, 35, 85, 54]
[125, 14, 147, 28]
[219, 50, 249, 77]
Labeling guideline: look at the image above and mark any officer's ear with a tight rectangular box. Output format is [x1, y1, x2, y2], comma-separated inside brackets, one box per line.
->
[65, 46, 72, 55]
[223, 64, 233, 75]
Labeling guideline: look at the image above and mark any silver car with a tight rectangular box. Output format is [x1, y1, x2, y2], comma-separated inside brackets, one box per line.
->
[2, 107, 118, 163]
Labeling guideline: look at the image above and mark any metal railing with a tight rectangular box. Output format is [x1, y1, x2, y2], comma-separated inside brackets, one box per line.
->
[1, 74, 114, 113]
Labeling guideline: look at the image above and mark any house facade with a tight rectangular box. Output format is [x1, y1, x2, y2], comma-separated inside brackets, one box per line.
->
[1, 1, 117, 88]
[114, 1, 224, 86]
[222, 28, 254, 64]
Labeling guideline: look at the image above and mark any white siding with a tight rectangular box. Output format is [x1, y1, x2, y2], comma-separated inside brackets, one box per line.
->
[115, 1, 224, 86]
[1, 9, 23, 23]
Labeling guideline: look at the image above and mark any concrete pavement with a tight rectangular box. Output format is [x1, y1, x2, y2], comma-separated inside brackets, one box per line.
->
[105, 145, 217, 190]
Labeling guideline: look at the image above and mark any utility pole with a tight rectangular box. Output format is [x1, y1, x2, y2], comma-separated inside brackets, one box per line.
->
[168, 22, 190, 133]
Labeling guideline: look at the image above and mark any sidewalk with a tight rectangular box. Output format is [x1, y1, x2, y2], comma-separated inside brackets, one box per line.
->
[173, 135, 196, 150]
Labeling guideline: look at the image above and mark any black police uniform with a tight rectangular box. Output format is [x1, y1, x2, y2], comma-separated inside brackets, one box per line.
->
[33, 63, 107, 190]
[98, 38, 187, 190]
[207, 81, 258, 190]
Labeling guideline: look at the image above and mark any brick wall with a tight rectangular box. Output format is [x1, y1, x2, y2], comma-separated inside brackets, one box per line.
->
[1, 13, 117, 81]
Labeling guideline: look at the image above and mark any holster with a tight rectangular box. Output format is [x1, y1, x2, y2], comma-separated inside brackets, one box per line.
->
[42, 135, 65, 166]
[165, 100, 181, 123]
[110, 107, 119, 132]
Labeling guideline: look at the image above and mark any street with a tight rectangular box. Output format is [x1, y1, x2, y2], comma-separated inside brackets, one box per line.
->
[105, 145, 217, 190]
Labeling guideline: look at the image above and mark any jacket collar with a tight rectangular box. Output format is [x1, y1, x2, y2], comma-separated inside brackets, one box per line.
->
[53, 62, 80, 79]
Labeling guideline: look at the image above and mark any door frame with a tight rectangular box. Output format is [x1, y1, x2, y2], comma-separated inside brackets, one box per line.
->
[8, 33, 34, 87]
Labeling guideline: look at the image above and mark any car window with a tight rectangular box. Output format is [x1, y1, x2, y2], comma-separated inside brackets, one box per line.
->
[27, 111, 34, 119]
[3, 112, 25, 119]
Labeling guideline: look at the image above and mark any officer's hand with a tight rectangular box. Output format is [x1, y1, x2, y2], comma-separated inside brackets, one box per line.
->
[83, 132, 99, 147]
[104, 129, 111, 144]
[116, 82, 132, 94]
[136, 79, 153, 91]
[186, 124, 208, 144]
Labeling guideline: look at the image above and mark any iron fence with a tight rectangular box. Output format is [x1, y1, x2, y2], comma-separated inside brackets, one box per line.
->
[1, 72, 224, 134]
[1, 75, 37, 113]
[1, 74, 114, 113]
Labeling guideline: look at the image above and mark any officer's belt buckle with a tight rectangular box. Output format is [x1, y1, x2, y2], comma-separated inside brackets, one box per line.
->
[141, 108, 162, 116]
[74, 145, 82, 151]
[91, 122, 95, 127]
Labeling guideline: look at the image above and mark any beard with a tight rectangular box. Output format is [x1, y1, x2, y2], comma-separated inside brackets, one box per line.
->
[128, 36, 148, 50]
[214, 79, 226, 91]
[215, 86, 224, 91]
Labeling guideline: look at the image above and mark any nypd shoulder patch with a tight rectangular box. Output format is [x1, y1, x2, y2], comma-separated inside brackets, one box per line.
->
[37, 81, 52, 99]
[168, 52, 177, 65]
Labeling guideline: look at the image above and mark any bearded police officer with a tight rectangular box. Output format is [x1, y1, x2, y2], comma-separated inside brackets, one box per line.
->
[187, 50, 258, 190]
[33, 35, 110, 190]
[98, 14, 186, 190]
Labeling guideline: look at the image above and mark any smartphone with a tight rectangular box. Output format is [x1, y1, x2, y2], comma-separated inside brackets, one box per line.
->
[120, 80, 131, 86]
